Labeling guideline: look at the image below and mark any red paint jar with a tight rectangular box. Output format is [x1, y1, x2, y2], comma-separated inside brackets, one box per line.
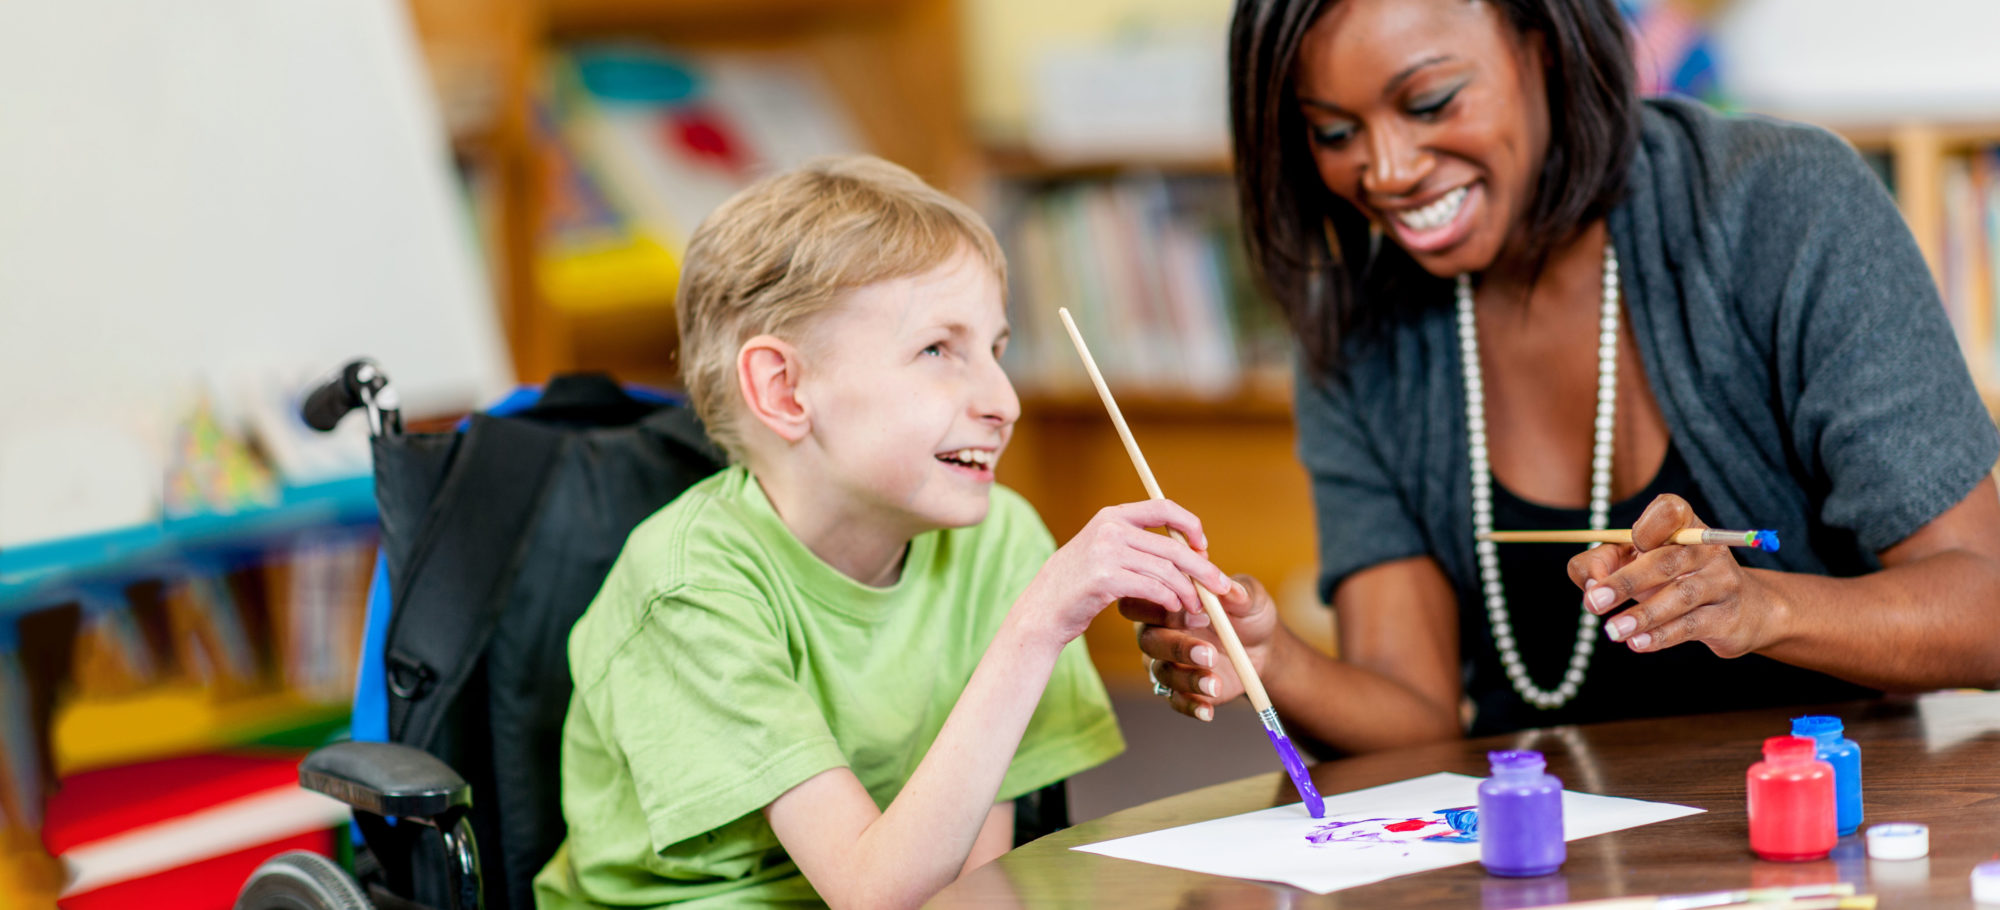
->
[1747, 735, 1836, 861]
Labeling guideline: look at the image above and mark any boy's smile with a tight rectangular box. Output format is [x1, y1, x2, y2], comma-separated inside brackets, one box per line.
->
[784, 245, 1018, 572]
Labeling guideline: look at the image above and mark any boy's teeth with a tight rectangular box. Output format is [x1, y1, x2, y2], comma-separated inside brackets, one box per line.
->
[940, 448, 993, 467]
[1393, 186, 1468, 232]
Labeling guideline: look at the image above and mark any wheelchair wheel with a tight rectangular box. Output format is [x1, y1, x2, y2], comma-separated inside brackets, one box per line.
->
[234, 850, 372, 910]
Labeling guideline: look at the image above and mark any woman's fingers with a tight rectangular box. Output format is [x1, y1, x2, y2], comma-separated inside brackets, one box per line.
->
[1118, 595, 1180, 628]
[1137, 623, 1217, 669]
[1152, 659, 1219, 698]
[1602, 566, 1714, 644]
[1630, 493, 1706, 550]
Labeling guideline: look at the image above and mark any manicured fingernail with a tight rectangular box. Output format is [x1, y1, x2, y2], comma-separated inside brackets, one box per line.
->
[1630, 632, 1652, 650]
[1231, 581, 1247, 598]
[1588, 585, 1616, 611]
[1199, 676, 1217, 696]
[1193, 645, 1215, 668]
[1606, 615, 1634, 642]
[1197, 705, 1213, 722]
[1188, 611, 1210, 628]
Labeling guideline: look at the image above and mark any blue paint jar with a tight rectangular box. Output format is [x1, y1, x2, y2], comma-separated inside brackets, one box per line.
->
[1479, 750, 1565, 877]
[1791, 715, 1862, 836]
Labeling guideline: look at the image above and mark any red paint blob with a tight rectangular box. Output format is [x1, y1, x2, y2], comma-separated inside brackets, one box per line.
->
[1384, 819, 1429, 832]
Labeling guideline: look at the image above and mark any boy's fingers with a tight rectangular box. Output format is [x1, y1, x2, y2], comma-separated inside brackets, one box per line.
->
[1109, 498, 1210, 554]
[1129, 551, 1203, 613]
[1119, 523, 1231, 595]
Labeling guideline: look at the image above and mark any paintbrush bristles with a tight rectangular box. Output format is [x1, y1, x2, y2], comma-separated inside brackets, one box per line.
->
[1056, 307, 1274, 712]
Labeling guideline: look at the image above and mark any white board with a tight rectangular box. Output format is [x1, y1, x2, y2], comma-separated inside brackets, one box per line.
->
[1715, 0, 2000, 121]
[0, 0, 510, 545]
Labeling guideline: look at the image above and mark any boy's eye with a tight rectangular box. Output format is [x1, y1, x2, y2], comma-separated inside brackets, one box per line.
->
[1408, 85, 1462, 120]
[921, 343, 945, 357]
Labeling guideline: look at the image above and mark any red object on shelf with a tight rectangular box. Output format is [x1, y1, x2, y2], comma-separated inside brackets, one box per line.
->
[41, 751, 345, 910]
[1746, 734, 1837, 862]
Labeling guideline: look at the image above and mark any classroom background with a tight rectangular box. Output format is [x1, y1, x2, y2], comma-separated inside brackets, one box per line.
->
[2, 0, 1998, 906]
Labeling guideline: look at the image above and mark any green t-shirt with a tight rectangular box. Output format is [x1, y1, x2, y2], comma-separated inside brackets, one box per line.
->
[533, 466, 1124, 908]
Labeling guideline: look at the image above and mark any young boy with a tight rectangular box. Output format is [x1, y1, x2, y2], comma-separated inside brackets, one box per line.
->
[531, 156, 1235, 909]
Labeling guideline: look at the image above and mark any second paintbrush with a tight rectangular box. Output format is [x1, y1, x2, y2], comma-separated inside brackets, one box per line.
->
[1479, 528, 1780, 552]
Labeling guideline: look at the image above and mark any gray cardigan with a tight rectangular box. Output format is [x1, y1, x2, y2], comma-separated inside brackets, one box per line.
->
[1297, 97, 1999, 609]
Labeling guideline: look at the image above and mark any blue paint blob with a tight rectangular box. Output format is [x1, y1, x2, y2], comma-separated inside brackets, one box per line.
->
[1754, 530, 1781, 552]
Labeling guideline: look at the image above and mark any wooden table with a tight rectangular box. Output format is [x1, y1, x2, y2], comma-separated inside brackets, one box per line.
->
[932, 692, 2000, 908]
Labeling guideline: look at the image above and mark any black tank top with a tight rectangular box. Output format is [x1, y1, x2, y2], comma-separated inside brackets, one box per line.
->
[1463, 441, 1873, 736]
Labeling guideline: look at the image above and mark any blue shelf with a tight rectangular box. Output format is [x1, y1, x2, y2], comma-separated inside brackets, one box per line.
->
[0, 476, 378, 616]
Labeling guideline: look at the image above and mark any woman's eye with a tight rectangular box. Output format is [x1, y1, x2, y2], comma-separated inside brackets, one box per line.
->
[921, 343, 944, 357]
[1409, 86, 1462, 119]
[1311, 122, 1356, 148]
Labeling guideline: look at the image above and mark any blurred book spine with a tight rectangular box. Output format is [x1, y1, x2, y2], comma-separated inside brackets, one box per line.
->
[1940, 146, 2000, 378]
[997, 174, 1288, 398]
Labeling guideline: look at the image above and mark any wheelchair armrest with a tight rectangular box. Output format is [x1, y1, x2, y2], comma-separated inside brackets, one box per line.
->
[300, 741, 473, 822]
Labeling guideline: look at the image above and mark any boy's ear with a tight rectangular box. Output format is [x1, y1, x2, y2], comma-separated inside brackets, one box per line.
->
[737, 335, 811, 443]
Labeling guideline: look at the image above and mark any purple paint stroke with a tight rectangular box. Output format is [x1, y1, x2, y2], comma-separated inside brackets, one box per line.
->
[1266, 728, 1326, 818]
[1304, 817, 1394, 845]
[1302, 808, 1481, 848]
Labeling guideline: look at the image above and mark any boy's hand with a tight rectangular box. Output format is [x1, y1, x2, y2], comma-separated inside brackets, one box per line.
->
[1014, 499, 1233, 651]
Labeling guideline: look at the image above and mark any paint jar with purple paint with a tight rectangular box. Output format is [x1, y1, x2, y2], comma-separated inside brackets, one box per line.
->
[1478, 750, 1566, 877]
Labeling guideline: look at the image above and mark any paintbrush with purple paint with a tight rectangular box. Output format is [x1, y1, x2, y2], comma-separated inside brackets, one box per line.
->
[1057, 308, 1326, 818]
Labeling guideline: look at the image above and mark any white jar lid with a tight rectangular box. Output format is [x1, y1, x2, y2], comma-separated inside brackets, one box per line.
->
[1972, 859, 2000, 904]
[1864, 822, 1928, 860]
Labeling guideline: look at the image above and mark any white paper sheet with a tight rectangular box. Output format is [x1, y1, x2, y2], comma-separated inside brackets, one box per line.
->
[1073, 772, 1704, 894]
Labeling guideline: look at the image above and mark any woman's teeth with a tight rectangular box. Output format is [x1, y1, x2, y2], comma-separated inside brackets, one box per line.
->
[1393, 186, 1468, 232]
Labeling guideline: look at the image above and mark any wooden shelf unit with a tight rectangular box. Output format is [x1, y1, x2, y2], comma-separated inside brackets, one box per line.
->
[396, 2, 2000, 689]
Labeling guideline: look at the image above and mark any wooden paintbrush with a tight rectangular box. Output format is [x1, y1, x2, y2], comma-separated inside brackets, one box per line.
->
[1057, 307, 1325, 818]
[1480, 528, 1780, 552]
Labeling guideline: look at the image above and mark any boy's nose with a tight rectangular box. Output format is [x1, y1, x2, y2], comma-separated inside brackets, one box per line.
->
[974, 363, 1021, 427]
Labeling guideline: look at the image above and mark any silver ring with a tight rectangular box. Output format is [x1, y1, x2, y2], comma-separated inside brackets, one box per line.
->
[1148, 659, 1171, 697]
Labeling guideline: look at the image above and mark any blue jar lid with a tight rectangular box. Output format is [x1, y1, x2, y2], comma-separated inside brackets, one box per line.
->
[1791, 715, 1844, 738]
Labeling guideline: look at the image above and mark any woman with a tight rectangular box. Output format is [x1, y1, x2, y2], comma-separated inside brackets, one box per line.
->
[1127, 0, 2000, 748]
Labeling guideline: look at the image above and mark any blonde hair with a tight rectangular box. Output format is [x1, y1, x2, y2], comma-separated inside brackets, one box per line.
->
[676, 155, 1006, 463]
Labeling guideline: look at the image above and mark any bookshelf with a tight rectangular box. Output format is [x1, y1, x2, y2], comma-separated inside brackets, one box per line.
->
[1820, 119, 2000, 415]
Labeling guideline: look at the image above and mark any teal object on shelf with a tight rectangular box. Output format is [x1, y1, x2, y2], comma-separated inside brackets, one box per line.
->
[0, 475, 377, 614]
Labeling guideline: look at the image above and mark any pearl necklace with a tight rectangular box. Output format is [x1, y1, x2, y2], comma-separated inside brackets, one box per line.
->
[1455, 242, 1619, 711]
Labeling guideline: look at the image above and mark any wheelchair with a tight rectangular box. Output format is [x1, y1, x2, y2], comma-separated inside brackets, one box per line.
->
[232, 360, 1070, 910]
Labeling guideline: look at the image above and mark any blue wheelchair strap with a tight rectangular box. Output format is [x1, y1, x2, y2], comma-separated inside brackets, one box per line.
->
[351, 551, 393, 744]
[453, 382, 686, 430]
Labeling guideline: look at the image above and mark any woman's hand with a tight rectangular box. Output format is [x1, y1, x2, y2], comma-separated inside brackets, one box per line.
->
[1566, 494, 1775, 658]
[1013, 500, 1233, 652]
[1118, 574, 1280, 721]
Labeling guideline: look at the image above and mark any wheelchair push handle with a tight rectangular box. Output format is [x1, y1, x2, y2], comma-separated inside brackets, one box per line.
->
[302, 358, 402, 436]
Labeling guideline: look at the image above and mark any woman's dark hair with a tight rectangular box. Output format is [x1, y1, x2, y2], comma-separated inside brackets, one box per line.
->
[1230, 0, 1637, 375]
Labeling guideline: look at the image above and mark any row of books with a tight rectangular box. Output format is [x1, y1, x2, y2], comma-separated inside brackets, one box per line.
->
[535, 43, 869, 314]
[1, 535, 372, 831]
[1940, 147, 2000, 379]
[996, 175, 1290, 399]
